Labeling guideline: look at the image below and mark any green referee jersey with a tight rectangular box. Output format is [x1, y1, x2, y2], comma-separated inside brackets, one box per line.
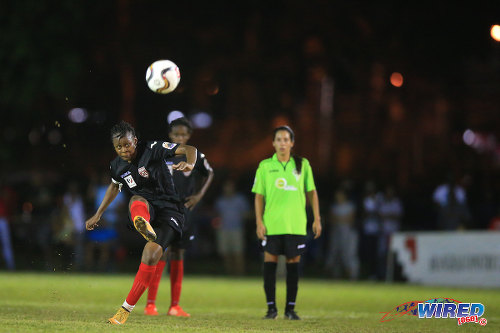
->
[251, 153, 316, 236]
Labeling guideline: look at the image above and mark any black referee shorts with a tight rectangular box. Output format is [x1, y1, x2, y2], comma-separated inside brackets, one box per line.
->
[262, 234, 307, 258]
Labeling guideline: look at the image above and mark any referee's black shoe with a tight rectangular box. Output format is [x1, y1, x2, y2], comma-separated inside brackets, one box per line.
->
[284, 309, 301, 320]
[263, 308, 278, 319]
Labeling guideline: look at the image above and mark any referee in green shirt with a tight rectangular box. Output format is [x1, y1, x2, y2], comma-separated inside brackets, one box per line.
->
[252, 125, 322, 320]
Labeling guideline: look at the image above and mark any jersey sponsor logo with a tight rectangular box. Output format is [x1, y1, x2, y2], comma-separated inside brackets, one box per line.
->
[124, 175, 137, 188]
[275, 178, 297, 191]
[297, 244, 306, 249]
[138, 166, 149, 178]
[150, 141, 157, 149]
[162, 142, 176, 150]
[268, 169, 279, 173]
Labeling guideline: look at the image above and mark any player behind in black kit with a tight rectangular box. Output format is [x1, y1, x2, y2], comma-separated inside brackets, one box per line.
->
[85, 120, 197, 325]
[144, 116, 214, 317]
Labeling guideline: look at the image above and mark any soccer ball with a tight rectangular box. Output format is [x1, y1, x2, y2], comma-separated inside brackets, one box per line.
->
[145, 60, 180, 94]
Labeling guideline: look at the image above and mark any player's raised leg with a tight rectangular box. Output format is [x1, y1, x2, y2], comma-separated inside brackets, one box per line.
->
[109, 197, 177, 325]
[129, 197, 156, 241]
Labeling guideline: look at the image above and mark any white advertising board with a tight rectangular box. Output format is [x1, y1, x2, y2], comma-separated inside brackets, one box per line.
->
[390, 231, 500, 287]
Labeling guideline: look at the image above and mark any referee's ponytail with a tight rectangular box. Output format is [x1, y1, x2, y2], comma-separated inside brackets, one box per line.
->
[273, 125, 303, 174]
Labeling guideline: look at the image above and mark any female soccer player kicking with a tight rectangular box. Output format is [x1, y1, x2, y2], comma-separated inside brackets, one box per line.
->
[85, 121, 197, 325]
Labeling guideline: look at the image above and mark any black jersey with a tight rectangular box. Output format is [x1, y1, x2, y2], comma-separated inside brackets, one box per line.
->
[110, 140, 181, 206]
[166, 150, 212, 201]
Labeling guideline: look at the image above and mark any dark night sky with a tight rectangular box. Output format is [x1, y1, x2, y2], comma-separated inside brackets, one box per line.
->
[1, 1, 499, 185]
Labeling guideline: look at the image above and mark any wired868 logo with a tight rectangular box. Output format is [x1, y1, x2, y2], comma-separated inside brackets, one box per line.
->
[380, 298, 487, 326]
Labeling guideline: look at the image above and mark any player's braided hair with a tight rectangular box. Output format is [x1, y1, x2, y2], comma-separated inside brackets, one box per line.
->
[110, 120, 136, 142]
[169, 117, 193, 134]
[273, 125, 303, 174]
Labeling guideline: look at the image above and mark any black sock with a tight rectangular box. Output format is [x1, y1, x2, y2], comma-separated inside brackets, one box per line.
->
[286, 263, 299, 311]
[263, 262, 277, 310]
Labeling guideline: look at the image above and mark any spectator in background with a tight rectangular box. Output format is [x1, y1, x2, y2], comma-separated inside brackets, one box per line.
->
[325, 188, 359, 280]
[86, 173, 124, 272]
[377, 185, 403, 280]
[359, 181, 380, 280]
[214, 179, 250, 275]
[433, 176, 470, 230]
[0, 186, 15, 270]
[32, 174, 55, 270]
[63, 181, 86, 270]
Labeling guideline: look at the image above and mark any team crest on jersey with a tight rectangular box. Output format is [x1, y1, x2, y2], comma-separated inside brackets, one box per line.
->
[124, 175, 137, 188]
[138, 166, 149, 178]
[162, 142, 176, 150]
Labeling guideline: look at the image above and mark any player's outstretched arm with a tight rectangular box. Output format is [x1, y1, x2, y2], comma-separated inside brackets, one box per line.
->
[173, 144, 197, 171]
[86, 182, 120, 230]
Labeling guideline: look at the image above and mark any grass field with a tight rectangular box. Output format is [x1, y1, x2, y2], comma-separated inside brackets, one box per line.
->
[0, 272, 498, 332]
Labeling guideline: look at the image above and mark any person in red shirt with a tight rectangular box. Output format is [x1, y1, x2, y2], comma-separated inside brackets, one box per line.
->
[0, 186, 15, 270]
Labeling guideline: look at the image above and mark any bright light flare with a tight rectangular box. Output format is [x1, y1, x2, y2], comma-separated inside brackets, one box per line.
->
[68, 108, 88, 123]
[390, 72, 403, 87]
[491, 25, 500, 42]
[463, 129, 476, 146]
[167, 110, 185, 124]
[191, 112, 212, 129]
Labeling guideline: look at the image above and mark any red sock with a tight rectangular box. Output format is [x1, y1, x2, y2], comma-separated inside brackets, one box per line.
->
[170, 260, 184, 306]
[130, 201, 150, 222]
[125, 263, 156, 306]
[147, 260, 166, 305]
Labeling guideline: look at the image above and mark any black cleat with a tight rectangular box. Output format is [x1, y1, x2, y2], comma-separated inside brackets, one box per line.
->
[284, 309, 301, 320]
[263, 308, 278, 319]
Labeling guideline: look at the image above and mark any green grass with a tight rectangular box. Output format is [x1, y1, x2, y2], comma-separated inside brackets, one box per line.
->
[0, 272, 498, 332]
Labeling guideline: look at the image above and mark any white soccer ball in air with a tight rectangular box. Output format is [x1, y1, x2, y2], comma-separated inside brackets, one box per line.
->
[146, 60, 180, 94]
